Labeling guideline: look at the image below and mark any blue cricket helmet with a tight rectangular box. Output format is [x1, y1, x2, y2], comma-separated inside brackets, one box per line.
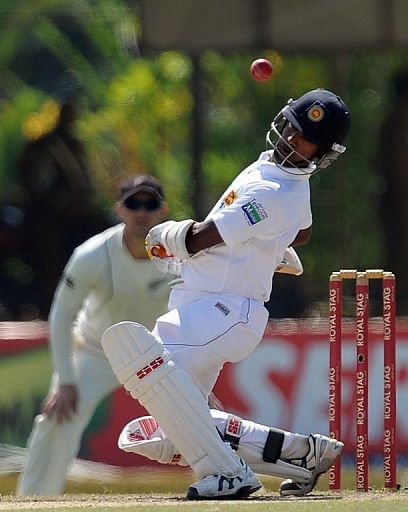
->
[267, 89, 351, 172]
[282, 89, 351, 149]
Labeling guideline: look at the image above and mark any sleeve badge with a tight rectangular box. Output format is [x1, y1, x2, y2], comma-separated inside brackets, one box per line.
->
[223, 190, 237, 206]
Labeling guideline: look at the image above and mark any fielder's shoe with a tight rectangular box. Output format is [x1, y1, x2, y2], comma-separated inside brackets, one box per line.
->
[186, 458, 262, 500]
[279, 434, 343, 496]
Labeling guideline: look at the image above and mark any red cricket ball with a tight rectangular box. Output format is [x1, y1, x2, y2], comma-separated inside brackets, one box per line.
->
[250, 58, 273, 81]
[151, 244, 167, 258]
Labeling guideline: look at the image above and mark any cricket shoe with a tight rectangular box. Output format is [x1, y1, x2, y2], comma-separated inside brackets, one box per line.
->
[279, 434, 344, 496]
[186, 458, 262, 500]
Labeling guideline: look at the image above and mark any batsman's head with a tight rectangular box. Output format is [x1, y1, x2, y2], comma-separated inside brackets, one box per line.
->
[267, 89, 351, 174]
[116, 174, 168, 238]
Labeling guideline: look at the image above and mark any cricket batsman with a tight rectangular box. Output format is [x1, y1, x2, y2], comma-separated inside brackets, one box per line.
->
[101, 89, 351, 499]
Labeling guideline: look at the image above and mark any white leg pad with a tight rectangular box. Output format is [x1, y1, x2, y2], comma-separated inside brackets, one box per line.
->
[118, 416, 188, 466]
[118, 411, 312, 483]
[239, 451, 312, 482]
[215, 412, 312, 482]
[102, 321, 242, 479]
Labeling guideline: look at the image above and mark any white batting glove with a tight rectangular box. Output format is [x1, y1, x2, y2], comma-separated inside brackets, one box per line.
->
[146, 221, 178, 256]
[151, 255, 182, 275]
[145, 222, 183, 275]
[146, 219, 195, 260]
[275, 247, 303, 276]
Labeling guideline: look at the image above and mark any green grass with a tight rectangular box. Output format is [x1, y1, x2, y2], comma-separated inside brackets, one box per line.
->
[1, 469, 407, 511]
[2, 466, 406, 495]
[0, 492, 407, 512]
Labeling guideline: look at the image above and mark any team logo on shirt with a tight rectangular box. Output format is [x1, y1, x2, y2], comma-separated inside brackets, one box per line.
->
[64, 273, 75, 289]
[242, 200, 268, 225]
[223, 190, 237, 206]
[148, 278, 170, 291]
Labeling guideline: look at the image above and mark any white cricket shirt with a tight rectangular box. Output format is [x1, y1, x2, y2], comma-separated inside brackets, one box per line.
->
[49, 223, 170, 383]
[181, 151, 312, 302]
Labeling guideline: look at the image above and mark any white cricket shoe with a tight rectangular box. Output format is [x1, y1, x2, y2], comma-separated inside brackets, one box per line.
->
[279, 434, 343, 496]
[186, 458, 262, 500]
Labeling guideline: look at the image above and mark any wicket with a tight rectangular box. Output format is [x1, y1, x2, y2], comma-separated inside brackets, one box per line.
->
[328, 269, 397, 491]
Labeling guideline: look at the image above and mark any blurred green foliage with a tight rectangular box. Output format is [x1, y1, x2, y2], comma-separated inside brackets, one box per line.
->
[0, 1, 407, 309]
[0, 89, 46, 191]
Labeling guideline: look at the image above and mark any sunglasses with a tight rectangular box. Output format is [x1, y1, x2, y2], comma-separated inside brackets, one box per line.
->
[123, 196, 162, 212]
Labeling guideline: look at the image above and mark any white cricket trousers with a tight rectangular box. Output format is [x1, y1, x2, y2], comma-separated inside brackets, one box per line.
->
[16, 346, 119, 495]
[153, 287, 269, 396]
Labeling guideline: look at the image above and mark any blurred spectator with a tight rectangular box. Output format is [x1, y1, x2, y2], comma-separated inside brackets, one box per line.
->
[16, 99, 113, 319]
[0, 203, 38, 320]
[379, 70, 408, 304]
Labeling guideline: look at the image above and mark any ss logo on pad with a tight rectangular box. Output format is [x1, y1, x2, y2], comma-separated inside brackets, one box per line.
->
[136, 356, 165, 379]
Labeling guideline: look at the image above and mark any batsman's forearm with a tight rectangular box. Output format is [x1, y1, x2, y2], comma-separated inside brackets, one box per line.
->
[186, 220, 224, 254]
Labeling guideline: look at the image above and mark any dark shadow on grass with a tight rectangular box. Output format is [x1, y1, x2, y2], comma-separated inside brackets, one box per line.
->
[175, 493, 344, 502]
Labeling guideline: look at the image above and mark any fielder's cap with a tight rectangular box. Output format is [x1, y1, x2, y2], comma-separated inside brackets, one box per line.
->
[119, 174, 164, 203]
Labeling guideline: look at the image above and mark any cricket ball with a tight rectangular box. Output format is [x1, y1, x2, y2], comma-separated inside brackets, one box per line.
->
[151, 244, 167, 258]
[250, 58, 273, 81]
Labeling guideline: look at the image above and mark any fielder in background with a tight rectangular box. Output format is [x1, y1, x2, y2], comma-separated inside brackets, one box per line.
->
[16, 175, 171, 496]
[101, 89, 351, 500]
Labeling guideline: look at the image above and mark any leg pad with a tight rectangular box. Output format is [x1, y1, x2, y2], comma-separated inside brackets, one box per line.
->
[102, 322, 242, 479]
